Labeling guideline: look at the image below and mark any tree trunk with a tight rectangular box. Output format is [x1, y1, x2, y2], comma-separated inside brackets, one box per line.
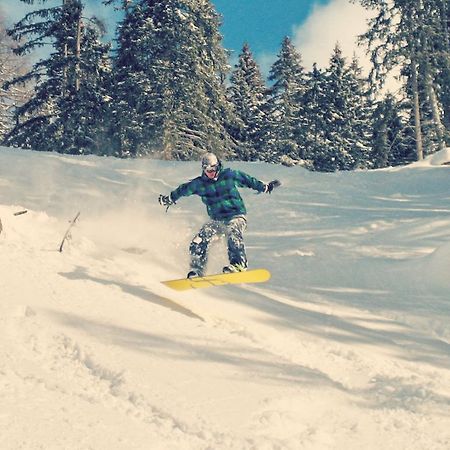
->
[421, 6, 447, 154]
[163, 123, 173, 160]
[425, 71, 447, 152]
[410, 54, 424, 160]
[404, 1, 424, 160]
[62, 0, 68, 95]
[75, 15, 82, 92]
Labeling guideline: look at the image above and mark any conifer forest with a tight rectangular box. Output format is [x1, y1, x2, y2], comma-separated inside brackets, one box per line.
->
[1, 0, 449, 171]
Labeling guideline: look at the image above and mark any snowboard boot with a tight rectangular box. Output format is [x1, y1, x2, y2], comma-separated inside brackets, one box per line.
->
[187, 269, 202, 279]
[222, 263, 247, 274]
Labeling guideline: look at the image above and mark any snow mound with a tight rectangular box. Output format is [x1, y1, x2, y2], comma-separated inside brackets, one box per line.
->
[414, 148, 450, 167]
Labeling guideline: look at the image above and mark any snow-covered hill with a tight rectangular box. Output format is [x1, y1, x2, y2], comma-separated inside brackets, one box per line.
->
[1, 146, 449, 449]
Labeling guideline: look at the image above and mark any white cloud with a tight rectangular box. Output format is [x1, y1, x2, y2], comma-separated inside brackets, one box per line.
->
[293, 0, 402, 94]
[293, 0, 372, 71]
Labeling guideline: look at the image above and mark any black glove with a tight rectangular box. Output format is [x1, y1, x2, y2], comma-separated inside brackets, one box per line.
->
[158, 194, 175, 210]
[265, 180, 281, 194]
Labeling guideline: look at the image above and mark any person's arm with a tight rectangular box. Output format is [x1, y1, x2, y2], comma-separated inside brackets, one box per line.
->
[233, 170, 281, 193]
[158, 178, 200, 208]
[170, 178, 200, 202]
[233, 170, 266, 192]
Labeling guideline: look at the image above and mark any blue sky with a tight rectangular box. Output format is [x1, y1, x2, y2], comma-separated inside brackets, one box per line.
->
[1, 0, 371, 75]
[212, 0, 329, 56]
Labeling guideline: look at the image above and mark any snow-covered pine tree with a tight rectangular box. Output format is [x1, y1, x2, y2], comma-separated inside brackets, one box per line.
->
[371, 94, 415, 167]
[357, 0, 448, 159]
[58, 22, 112, 155]
[227, 43, 268, 161]
[4, 0, 111, 154]
[346, 55, 373, 168]
[315, 44, 370, 171]
[423, 0, 450, 148]
[414, 0, 448, 154]
[302, 63, 327, 170]
[438, 0, 450, 137]
[267, 37, 308, 164]
[108, 2, 160, 157]
[0, 15, 33, 141]
[110, 0, 232, 160]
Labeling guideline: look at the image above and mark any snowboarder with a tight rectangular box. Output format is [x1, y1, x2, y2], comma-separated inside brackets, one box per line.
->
[158, 152, 280, 278]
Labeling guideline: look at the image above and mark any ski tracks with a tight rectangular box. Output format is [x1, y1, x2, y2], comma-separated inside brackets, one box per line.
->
[0, 307, 249, 450]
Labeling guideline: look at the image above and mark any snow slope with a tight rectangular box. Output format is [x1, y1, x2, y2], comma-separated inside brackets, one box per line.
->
[1, 146, 449, 450]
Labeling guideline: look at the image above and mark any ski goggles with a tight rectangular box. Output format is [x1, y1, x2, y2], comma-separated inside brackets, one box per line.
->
[203, 164, 219, 178]
[204, 164, 218, 172]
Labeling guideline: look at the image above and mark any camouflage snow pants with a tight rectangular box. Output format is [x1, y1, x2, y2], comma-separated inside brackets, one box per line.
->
[189, 215, 247, 276]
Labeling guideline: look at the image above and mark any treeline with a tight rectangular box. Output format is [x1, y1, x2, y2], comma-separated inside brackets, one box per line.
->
[0, 0, 449, 171]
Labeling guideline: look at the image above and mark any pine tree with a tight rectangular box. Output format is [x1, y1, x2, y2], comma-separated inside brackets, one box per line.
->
[431, 0, 450, 144]
[357, 0, 449, 159]
[3, 1, 66, 150]
[110, 0, 232, 160]
[371, 94, 415, 167]
[267, 37, 308, 164]
[108, 2, 160, 156]
[58, 23, 112, 155]
[0, 15, 33, 140]
[227, 43, 267, 161]
[438, 0, 450, 137]
[346, 55, 373, 168]
[314, 45, 372, 171]
[4, 0, 111, 154]
[417, 0, 448, 153]
[302, 63, 327, 170]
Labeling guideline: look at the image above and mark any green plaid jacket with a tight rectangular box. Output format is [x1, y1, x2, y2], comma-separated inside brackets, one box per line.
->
[170, 168, 266, 221]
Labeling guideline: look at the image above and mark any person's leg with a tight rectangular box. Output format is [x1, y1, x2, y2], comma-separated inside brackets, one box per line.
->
[225, 216, 248, 271]
[188, 221, 222, 276]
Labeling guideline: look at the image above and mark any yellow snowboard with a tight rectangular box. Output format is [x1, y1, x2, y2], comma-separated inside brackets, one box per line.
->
[162, 268, 271, 291]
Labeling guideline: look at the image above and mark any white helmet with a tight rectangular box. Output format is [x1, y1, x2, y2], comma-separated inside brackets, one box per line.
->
[201, 152, 219, 170]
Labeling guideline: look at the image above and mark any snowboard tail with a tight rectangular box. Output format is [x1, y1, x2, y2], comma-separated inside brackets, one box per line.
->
[162, 268, 271, 291]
